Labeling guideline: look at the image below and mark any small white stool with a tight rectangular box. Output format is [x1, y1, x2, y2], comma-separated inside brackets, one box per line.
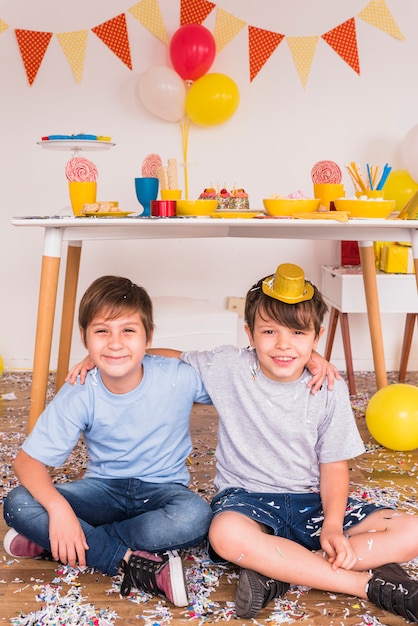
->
[321, 265, 418, 395]
[152, 296, 239, 351]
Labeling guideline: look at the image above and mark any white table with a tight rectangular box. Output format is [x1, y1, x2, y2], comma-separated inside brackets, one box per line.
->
[321, 265, 418, 394]
[12, 215, 418, 431]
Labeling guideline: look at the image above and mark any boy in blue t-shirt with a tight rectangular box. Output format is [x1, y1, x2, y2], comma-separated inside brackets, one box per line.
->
[3, 276, 213, 607]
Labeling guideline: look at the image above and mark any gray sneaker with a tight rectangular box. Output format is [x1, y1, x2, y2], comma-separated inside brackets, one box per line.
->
[235, 568, 290, 618]
[367, 562, 418, 623]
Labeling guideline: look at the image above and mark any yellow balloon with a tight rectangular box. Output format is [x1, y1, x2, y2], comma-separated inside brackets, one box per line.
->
[186, 73, 240, 126]
[0, 354, 3, 376]
[366, 384, 418, 451]
[383, 170, 418, 212]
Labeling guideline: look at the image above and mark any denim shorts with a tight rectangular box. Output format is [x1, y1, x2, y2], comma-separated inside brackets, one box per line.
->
[209, 487, 387, 562]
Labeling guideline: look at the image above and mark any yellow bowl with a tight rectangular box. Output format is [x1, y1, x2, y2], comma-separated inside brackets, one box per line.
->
[334, 198, 396, 218]
[176, 199, 218, 216]
[263, 198, 320, 216]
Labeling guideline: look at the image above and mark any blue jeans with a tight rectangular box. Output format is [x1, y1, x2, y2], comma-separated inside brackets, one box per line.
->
[3, 478, 212, 576]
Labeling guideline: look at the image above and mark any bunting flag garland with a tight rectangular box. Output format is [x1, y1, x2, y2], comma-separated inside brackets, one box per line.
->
[287, 36, 319, 89]
[128, 0, 168, 44]
[214, 8, 246, 53]
[248, 26, 284, 82]
[358, 0, 405, 40]
[180, 0, 216, 26]
[15, 29, 53, 85]
[1, 0, 405, 86]
[56, 30, 88, 84]
[92, 14, 132, 70]
[322, 18, 360, 75]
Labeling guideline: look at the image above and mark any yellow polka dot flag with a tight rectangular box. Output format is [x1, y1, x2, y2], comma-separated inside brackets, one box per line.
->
[92, 13, 132, 70]
[128, 0, 168, 45]
[286, 36, 319, 89]
[15, 29, 53, 85]
[248, 25, 284, 82]
[180, 0, 216, 26]
[322, 18, 360, 75]
[214, 8, 246, 53]
[0, 19, 8, 34]
[358, 0, 405, 40]
[56, 30, 88, 84]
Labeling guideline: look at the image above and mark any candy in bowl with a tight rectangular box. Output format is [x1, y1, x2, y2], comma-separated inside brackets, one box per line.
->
[263, 198, 320, 216]
[176, 199, 218, 216]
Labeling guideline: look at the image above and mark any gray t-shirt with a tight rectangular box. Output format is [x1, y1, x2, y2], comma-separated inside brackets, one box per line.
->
[181, 345, 365, 494]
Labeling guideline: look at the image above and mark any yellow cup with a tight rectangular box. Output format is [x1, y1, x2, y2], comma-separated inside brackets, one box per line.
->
[355, 190, 385, 199]
[160, 189, 182, 201]
[313, 183, 345, 210]
[68, 181, 97, 216]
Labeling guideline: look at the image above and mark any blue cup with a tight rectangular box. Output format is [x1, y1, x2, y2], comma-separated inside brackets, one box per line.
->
[134, 177, 159, 217]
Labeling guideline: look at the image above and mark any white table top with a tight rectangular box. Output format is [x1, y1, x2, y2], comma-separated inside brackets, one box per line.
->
[11, 216, 418, 247]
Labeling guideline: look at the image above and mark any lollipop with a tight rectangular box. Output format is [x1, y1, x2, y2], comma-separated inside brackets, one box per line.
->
[142, 153, 162, 177]
[311, 160, 342, 184]
[65, 157, 98, 182]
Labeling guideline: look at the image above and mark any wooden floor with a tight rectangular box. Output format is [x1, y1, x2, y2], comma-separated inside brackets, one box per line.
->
[1, 371, 418, 625]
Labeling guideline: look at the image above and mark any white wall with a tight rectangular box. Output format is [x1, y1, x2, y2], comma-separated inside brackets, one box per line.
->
[0, 0, 417, 372]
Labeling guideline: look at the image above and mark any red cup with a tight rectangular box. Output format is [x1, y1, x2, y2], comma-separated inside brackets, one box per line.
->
[151, 200, 176, 217]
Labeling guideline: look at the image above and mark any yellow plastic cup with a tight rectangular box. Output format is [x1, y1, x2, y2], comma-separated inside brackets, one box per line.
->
[160, 189, 182, 201]
[355, 190, 385, 199]
[68, 181, 97, 216]
[313, 183, 345, 210]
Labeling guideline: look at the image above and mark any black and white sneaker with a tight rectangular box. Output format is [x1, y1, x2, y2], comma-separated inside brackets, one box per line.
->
[119, 549, 188, 607]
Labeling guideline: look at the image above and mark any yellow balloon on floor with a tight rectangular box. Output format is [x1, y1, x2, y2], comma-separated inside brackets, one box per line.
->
[0, 354, 3, 376]
[366, 384, 418, 451]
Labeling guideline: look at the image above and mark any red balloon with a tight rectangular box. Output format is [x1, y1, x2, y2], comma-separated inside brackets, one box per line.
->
[169, 24, 216, 81]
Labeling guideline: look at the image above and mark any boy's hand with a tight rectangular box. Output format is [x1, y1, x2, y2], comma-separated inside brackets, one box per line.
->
[320, 524, 358, 571]
[306, 350, 341, 394]
[65, 356, 95, 385]
[49, 503, 89, 568]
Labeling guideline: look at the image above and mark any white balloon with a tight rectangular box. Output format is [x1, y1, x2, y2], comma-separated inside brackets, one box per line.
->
[138, 66, 186, 123]
[402, 124, 418, 183]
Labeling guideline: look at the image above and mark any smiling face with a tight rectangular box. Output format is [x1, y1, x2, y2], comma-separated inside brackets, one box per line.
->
[82, 309, 153, 394]
[245, 310, 324, 383]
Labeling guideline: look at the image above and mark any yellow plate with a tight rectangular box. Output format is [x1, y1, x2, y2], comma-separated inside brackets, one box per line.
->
[210, 211, 264, 219]
[81, 211, 135, 217]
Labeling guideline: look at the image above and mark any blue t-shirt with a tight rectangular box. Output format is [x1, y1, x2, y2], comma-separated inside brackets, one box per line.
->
[23, 355, 211, 486]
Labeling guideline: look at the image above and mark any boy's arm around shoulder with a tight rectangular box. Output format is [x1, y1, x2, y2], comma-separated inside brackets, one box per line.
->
[13, 449, 89, 568]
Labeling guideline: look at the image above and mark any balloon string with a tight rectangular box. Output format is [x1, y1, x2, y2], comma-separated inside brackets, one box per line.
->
[180, 119, 190, 199]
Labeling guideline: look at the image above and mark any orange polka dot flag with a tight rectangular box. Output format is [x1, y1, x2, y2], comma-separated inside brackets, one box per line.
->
[322, 18, 360, 75]
[15, 29, 53, 85]
[180, 0, 216, 26]
[92, 13, 132, 70]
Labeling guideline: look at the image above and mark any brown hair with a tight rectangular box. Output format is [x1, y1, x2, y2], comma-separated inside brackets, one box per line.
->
[245, 275, 328, 337]
[78, 276, 154, 344]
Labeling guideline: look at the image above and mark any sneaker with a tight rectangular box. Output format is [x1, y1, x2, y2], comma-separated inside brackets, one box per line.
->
[367, 562, 418, 623]
[235, 568, 290, 618]
[119, 549, 188, 607]
[3, 528, 44, 558]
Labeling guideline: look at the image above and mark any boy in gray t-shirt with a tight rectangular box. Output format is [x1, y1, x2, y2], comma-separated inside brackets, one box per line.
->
[180, 263, 418, 623]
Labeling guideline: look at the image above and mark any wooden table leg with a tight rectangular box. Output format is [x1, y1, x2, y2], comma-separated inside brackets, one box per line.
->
[324, 307, 339, 362]
[28, 255, 61, 432]
[55, 242, 82, 391]
[358, 241, 387, 390]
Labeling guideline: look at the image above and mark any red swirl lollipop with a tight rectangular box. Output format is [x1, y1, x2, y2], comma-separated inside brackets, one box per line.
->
[142, 153, 162, 177]
[65, 157, 98, 182]
[311, 160, 342, 184]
